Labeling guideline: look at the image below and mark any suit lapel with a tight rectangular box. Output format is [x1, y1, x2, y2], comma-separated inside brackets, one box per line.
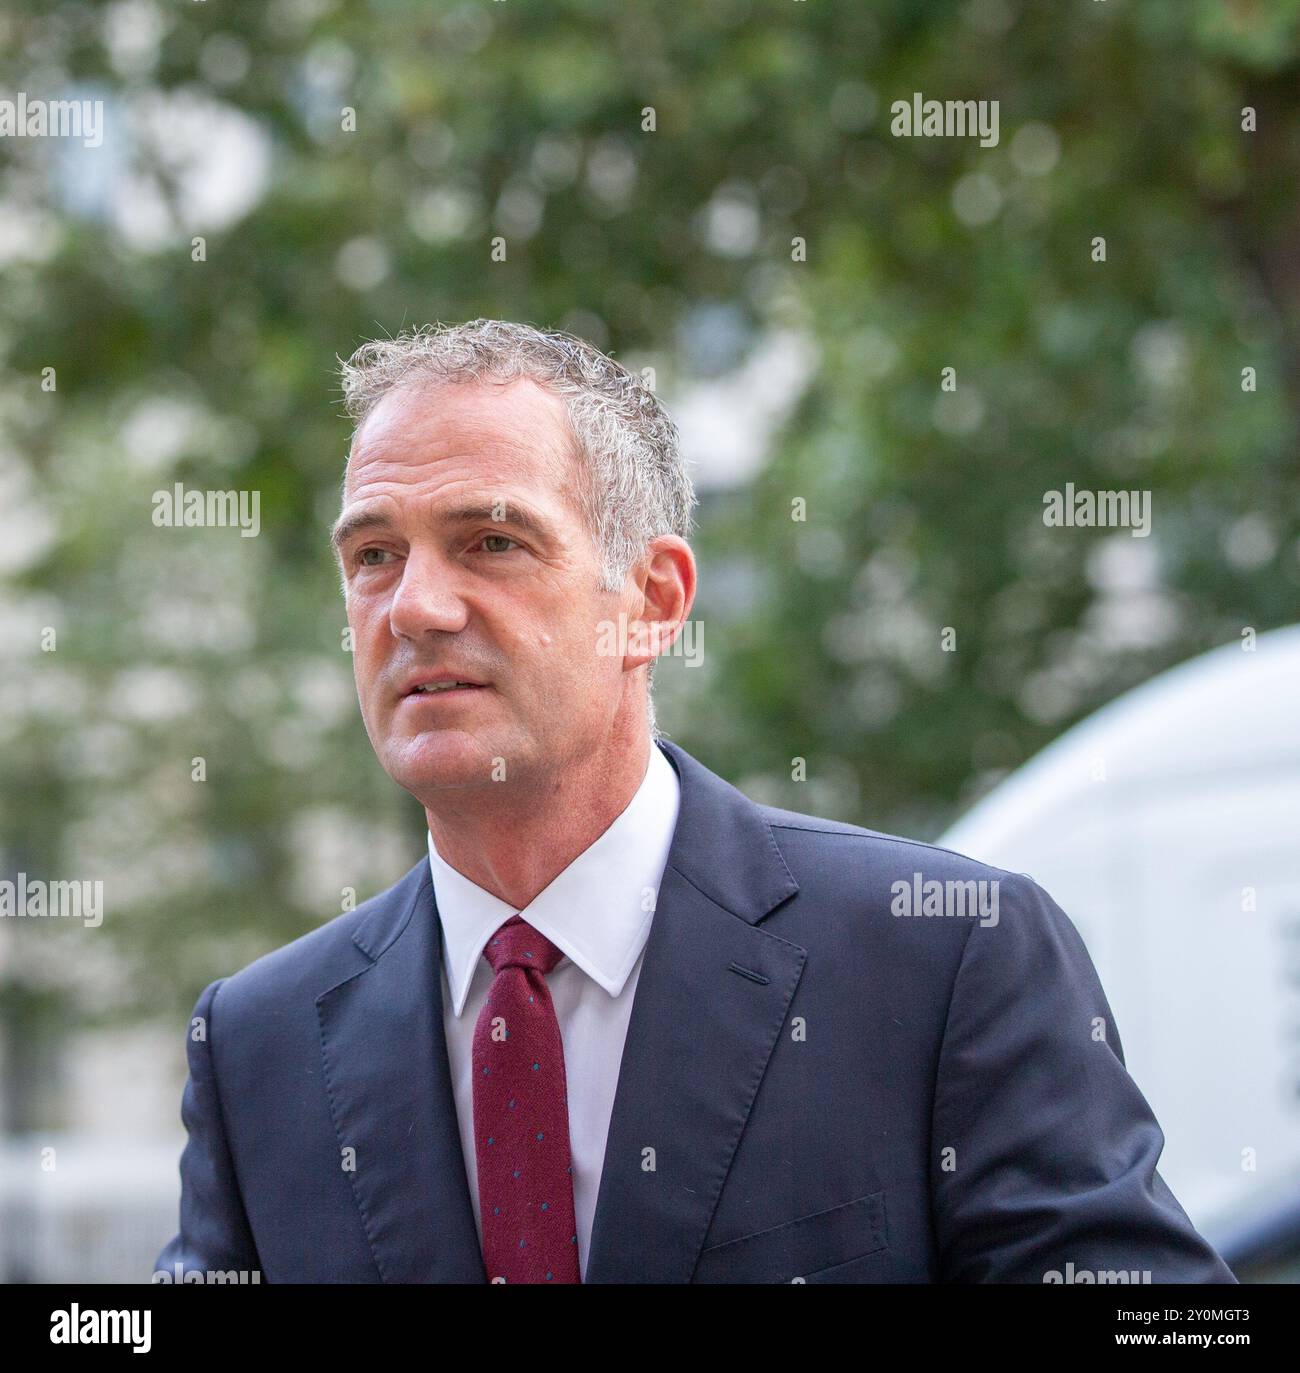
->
[316, 861, 486, 1283]
[584, 740, 806, 1283]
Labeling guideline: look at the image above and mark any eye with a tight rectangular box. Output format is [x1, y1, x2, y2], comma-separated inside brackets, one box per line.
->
[358, 547, 393, 567]
[480, 533, 520, 554]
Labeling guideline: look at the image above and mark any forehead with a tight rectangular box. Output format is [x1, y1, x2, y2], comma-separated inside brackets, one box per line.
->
[344, 374, 579, 501]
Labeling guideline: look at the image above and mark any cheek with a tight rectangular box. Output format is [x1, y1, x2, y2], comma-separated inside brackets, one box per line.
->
[513, 626, 589, 689]
[349, 608, 390, 688]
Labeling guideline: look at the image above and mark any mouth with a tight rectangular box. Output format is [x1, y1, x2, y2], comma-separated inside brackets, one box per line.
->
[399, 676, 490, 704]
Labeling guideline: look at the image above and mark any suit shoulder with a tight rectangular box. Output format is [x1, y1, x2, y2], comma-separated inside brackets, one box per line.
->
[207, 860, 425, 1023]
[758, 802, 1021, 884]
[758, 803, 1073, 981]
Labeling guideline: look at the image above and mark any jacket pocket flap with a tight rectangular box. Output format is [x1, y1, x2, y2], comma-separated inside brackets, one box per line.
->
[693, 1190, 887, 1283]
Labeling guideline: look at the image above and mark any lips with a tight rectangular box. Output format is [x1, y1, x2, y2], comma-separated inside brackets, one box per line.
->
[399, 672, 489, 700]
[408, 682, 484, 695]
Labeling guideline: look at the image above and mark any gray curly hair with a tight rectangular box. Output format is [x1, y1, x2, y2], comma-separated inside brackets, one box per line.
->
[339, 318, 697, 739]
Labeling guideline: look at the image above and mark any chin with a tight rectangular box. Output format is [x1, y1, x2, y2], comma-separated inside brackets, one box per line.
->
[384, 730, 500, 794]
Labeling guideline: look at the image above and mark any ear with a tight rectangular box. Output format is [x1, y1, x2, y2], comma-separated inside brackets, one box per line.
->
[622, 536, 697, 670]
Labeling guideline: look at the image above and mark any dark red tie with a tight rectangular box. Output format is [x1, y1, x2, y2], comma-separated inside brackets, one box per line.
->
[472, 915, 581, 1284]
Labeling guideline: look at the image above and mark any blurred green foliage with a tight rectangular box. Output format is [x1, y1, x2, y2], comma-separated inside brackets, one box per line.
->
[0, 0, 1297, 1043]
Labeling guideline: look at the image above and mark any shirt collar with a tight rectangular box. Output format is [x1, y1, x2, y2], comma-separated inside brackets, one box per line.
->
[428, 741, 681, 1017]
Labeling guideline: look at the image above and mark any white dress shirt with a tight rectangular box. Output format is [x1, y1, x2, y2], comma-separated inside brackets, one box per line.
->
[427, 741, 681, 1279]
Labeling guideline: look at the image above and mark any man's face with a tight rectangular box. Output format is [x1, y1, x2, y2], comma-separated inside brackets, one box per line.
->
[334, 376, 630, 798]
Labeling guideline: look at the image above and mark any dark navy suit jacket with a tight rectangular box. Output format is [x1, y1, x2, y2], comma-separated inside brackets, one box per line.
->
[156, 738, 1235, 1283]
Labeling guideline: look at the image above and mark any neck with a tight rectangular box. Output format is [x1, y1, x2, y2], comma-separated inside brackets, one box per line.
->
[424, 729, 653, 911]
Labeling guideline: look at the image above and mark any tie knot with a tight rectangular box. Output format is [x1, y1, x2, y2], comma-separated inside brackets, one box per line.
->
[481, 916, 564, 975]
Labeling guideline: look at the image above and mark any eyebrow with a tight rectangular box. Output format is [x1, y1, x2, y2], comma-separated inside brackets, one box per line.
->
[330, 501, 556, 556]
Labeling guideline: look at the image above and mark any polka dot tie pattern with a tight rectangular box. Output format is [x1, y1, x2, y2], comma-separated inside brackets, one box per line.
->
[472, 915, 582, 1284]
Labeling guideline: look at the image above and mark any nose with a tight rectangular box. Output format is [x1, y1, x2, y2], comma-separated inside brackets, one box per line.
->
[387, 547, 470, 641]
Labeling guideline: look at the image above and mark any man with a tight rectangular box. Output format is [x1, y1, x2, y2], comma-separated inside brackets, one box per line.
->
[156, 318, 1235, 1283]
